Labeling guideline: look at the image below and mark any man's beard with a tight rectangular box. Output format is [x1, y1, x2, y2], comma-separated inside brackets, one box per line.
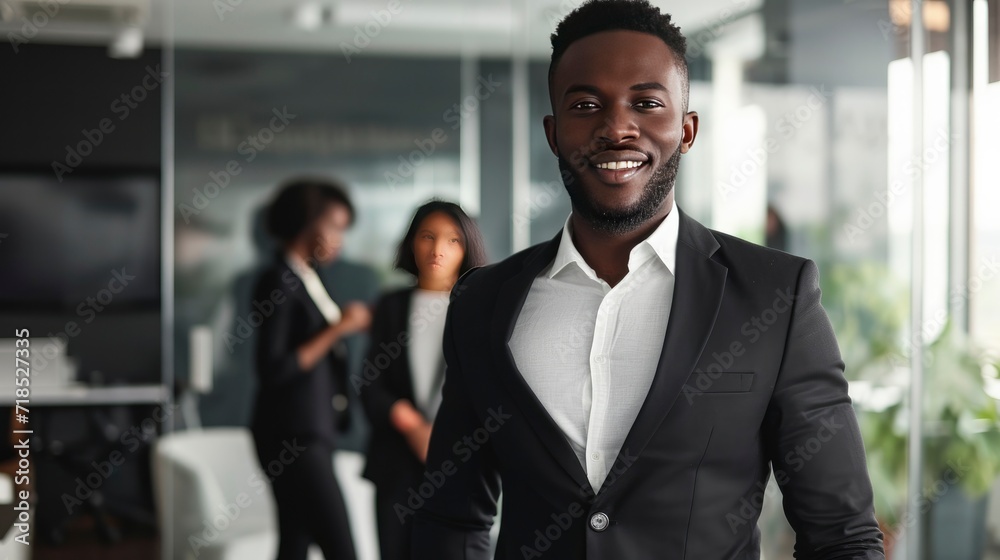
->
[558, 143, 682, 236]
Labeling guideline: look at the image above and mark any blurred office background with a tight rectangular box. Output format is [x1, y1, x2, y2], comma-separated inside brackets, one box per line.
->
[0, 0, 999, 558]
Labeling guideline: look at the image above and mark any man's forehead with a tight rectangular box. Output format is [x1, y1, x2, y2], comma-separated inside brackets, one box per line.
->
[559, 29, 673, 58]
[554, 31, 678, 74]
[552, 33, 681, 92]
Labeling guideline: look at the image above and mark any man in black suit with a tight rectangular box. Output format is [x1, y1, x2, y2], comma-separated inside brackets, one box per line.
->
[411, 1, 885, 558]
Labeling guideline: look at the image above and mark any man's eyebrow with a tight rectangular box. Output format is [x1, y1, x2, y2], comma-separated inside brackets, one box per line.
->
[563, 84, 601, 97]
[630, 81, 668, 92]
[562, 82, 669, 98]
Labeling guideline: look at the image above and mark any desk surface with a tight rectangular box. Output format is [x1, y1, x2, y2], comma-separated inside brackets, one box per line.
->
[0, 384, 170, 406]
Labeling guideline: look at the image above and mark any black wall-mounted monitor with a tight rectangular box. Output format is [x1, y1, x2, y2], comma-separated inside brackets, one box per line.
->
[0, 171, 161, 311]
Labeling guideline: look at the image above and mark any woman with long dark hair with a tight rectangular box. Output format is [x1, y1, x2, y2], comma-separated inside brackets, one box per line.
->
[359, 200, 487, 560]
[251, 177, 371, 560]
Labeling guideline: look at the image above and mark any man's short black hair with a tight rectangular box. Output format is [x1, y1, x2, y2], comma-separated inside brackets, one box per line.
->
[548, 0, 689, 111]
[265, 176, 355, 246]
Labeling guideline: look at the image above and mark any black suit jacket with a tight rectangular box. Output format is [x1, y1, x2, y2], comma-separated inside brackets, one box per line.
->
[250, 255, 351, 458]
[359, 287, 427, 488]
[412, 209, 884, 559]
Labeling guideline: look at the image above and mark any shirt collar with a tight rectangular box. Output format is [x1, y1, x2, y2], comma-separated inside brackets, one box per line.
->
[284, 250, 317, 279]
[546, 204, 680, 280]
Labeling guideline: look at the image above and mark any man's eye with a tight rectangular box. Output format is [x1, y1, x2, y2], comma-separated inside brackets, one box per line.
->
[635, 100, 663, 109]
[572, 101, 599, 110]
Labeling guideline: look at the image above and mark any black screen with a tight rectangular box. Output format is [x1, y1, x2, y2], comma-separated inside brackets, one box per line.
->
[0, 173, 161, 309]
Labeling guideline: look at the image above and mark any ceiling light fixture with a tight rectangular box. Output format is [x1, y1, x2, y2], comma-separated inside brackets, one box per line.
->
[290, 2, 333, 31]
[108, 25, 142, 58]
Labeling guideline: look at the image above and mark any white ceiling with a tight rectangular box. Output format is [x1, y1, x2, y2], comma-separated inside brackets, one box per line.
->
[1, 0, 757, 58]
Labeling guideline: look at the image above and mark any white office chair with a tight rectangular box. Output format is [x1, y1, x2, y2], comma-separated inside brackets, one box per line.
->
[152, 427, 377, 560]
[987, 475, 1000, 547]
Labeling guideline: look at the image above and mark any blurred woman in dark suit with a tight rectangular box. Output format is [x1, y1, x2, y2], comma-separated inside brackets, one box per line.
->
[359, 200, 487, 560]
[251, 177, 371, 560]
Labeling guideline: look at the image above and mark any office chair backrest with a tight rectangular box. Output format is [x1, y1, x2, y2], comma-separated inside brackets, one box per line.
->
[152, 427, 277, 559]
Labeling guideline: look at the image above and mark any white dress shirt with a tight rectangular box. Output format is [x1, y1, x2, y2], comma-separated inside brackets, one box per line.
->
[509, 207, 679, 493]
[285, 252, 342, 325]
[408, 288, 450, 422]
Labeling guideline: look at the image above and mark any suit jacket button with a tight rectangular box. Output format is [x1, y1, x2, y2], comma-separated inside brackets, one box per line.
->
[589, 512, 609, 532]
[332, 394, 348, 411]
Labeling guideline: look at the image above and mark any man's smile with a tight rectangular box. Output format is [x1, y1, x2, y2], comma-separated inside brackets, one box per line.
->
[593, 161, 643, 169]
[587, 149, 650, 185]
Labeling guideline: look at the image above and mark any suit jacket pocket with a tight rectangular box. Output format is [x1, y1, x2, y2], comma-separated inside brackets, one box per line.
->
[688, 371, 755, 393]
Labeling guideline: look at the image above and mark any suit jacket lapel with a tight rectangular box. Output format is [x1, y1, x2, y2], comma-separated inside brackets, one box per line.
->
[399, 288, 417, 402]
[597, 209, 728, 495]
[279, 259, 327, 327]
[490, 210, 728, 496]
[491, 232, 593, 492]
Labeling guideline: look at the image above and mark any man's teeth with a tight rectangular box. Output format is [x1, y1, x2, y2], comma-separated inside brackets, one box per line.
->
[595, 161, 643, 170]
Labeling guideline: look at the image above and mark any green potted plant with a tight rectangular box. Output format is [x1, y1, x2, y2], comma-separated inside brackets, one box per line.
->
[857, 323, 1000, 558]
[822, 263, 1000, 557]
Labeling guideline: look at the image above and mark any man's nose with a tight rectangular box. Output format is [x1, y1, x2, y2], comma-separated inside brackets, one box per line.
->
[597, 105, 639, 144]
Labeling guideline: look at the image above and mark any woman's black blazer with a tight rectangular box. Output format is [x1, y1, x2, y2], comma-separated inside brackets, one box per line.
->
[250, 255, 351, 458]
[359, 287, 426, 488]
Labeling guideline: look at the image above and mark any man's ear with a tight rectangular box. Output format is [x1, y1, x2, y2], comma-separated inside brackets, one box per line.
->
[543, 114, 559, 156]
[680, 111, 699, 154]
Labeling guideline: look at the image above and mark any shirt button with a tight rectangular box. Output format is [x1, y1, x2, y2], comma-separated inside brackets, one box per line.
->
[590, 512, 610, 532]
[594, 355, 605, 364]
[332, 394, 348, 411]
[591, 452, 601, 461]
